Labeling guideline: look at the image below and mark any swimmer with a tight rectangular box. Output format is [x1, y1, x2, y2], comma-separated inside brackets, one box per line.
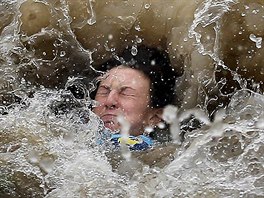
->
[91, 45, 181, 150]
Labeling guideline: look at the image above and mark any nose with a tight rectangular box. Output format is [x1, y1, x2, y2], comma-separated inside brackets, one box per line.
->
[104, 90, 119, 109]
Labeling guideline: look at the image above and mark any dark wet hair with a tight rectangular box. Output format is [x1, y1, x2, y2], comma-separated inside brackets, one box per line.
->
[91, 45, 180, 108]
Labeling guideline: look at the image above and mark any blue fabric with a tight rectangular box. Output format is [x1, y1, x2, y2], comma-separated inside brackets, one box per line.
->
[96, 129, 153, 151]
[111, 134, 153, 151]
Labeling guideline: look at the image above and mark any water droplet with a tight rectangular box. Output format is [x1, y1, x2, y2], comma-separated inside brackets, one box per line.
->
[60, 51, 66, 57]
[54, 39, 62, 47]
[237, 45, 243, 51]
[162, 105, 178, 124]
[135, 25, 141, 31]
[144, 3, 151, 9]
[108, 34, 113, 40]
[144, 126, 154, 134]
[21, 138, 28, 143]
[157, 122, 165, 129]
[249, 34, 262, 49]
[131, 45, 138, 56]
[135, 36, 142, 43]
[252, 9, 259, 14]
[87, 17, 96, 25]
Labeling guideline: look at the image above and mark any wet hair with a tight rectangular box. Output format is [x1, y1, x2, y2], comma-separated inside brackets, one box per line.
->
[91, 45, 180, 108]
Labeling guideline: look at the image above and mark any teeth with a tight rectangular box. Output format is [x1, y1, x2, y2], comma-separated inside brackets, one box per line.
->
[106, 121, 114, 125]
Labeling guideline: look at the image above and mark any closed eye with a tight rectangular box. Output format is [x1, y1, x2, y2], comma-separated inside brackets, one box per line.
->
[96, 85, 110, 95]
[120, 87, 136, 96]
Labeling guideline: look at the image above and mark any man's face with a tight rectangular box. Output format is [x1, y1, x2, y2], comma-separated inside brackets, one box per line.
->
[93, 66, 157, 136]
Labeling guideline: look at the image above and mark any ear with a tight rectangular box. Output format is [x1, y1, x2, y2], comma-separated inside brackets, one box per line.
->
[147, 108, 163, 127]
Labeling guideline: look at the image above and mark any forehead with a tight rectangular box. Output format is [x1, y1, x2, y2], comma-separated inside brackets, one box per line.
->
[100, 66, 150, 85]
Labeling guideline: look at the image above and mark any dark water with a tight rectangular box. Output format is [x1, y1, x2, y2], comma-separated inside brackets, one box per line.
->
[0, 0, 263, 197]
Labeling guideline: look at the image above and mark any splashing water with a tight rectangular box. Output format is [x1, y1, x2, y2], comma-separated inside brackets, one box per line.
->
[162, 105, 181, 144]
[249, 34, 262, 49]
[117, 115, 132, 161]
[0, 0, 263, 197]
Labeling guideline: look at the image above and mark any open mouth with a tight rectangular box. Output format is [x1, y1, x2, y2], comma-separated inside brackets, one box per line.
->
[101, 114, 118, 129]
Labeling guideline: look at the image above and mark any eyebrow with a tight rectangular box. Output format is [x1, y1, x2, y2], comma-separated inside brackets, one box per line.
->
[98, 84, 110, 89]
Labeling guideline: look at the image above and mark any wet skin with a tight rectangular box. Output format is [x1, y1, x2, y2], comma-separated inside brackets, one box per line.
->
[93, 66, 161, 136]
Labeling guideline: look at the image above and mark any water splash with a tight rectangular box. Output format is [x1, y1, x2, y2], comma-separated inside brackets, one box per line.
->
[249, 34, 262, 49]
[162, 105, 181, 144]
[87, 0, 96, 25]
[189, 0, 236, 63]
[141, 94, 264, 197]
[117, 115, 132, 161]
[0, 0, 264, 197]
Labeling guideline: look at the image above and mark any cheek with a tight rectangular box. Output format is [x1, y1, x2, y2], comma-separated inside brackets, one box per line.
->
[92, 104, 104, 116]
[122, 101, 147, 118]
[93, 96, 105, 110]
[94, 95, 103, 103]
[92, 106, 99, 115]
